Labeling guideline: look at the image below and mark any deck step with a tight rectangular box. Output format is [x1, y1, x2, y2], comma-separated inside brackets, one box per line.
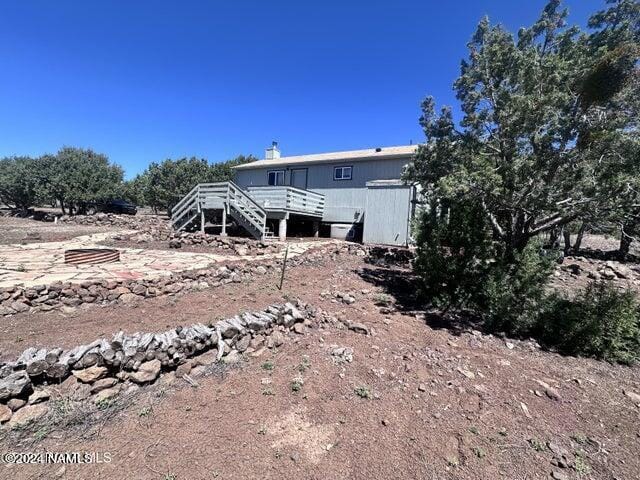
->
[170, 182, 268, 239]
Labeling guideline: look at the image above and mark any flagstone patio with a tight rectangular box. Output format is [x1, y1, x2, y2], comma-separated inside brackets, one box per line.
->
[0, 231, 323, 288]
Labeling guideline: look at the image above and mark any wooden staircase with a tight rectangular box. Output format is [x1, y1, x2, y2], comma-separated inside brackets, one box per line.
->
[170, 182, 267, 240]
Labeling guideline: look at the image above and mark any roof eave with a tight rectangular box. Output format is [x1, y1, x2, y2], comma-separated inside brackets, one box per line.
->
[232, 152, 415, 170]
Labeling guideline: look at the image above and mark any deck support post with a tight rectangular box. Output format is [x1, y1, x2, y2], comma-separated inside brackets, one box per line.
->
[278, 217, 288, 241]
[220, 206, 228, 237]
[200, 209, 205, 234]
[312, 221, 320, 238]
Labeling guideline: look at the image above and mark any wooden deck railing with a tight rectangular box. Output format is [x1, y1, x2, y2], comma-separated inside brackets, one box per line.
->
[170, 182, 325, 236]
[245, 186, 324, 217]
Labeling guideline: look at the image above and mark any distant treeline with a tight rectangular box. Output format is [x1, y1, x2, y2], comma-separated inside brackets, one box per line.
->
[0, 147, 255, 215]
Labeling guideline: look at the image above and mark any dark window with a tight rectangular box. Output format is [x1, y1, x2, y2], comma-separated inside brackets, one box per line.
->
[333, 166, 352, 181]
[267, 170, 285, 186]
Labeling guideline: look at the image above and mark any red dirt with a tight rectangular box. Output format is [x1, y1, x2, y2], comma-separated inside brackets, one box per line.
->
[1, 253, 640, 480]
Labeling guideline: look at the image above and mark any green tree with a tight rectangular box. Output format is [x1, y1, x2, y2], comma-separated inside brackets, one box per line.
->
[40, 147, 124, 214]
[120, 175, 149, 206]
[406, 0, 639, 327]
[0, 156, 41, 212]
[134, 155, 255, 213]
[408, 0, 638, 262]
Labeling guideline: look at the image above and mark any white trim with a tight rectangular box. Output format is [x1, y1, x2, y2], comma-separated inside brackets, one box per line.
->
[333, 165, 352, 181]
[267, 170, 285, 186]
[233, 145, 418, 170]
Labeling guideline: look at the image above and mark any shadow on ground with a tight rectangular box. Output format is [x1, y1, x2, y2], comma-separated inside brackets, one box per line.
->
[357, 264, 482, 336]
[570, 247, 640, 263]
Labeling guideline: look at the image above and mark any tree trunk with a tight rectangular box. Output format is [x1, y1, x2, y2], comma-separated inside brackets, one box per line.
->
[619, 224, 635, 260]
[572, 222, 587, 252]
[563, 228, 571, 255]
[548, 227, 561, 249]
[619, 234, 632, 260]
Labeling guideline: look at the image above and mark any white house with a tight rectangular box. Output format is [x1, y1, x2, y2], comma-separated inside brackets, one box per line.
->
[233, 143, 418, 245]
[170, 142, 418, 246]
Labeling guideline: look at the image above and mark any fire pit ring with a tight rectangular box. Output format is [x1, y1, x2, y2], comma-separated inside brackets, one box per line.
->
[64, 248, 120, 265]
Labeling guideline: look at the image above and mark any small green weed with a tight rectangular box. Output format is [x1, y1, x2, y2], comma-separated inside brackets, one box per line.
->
[528, 438, 546, 452]
[262, 360, 274, 371]
[354, 386, 371, 399]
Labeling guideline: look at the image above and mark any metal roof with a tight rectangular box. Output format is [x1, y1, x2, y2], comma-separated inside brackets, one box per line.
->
[233, 144, 418, 170]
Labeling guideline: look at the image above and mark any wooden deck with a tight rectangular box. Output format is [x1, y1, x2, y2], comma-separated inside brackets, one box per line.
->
[170, 182, 325, 239]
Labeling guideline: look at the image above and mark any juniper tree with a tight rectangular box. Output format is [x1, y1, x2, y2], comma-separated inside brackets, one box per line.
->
[133, 155, 255, 213]
[42, 147, 124, 215]
[407, 0, 639, 262]
[0, 156, 41, 211]
[406, 0, 639, 323]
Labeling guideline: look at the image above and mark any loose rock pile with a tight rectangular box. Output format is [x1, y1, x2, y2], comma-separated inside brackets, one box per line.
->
[62, 213, 173, 239]
[321, 290, 358, 305]
[0, 301, 316, 426]
[555, 256, 640, 291]
[167, 232, 280, 256]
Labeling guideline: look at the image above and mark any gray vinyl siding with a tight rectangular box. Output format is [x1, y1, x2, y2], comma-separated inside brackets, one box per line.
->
[363, 184, 414, 246]
[234, 157, 410, 223]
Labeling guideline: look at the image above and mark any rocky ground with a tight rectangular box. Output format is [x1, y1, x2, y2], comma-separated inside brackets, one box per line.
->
[0, 215, 111, 245]
[551, 235, 640, 294]
[1, 244, 639, 479]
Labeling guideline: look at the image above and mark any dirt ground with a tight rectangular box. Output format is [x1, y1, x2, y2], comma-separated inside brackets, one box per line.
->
[2, 251, 640, 480]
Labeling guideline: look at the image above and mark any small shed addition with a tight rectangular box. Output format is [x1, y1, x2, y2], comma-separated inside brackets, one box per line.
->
[362, 180, 415, 246]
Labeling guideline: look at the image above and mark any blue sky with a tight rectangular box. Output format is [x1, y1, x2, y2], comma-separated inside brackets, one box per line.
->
[0, 0, 603, 178]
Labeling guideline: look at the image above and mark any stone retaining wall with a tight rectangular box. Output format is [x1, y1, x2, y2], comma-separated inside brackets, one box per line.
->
[0, 242, 366, 317]
[0, 301, 318, 427]
[167, 231, 280, 255]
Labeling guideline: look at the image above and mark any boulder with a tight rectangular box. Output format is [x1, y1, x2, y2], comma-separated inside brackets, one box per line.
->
[192, 350, 218, 367]
[11, 301, 30, 313]
[250, 335, 265, 349]
[28, 388, 51, 404]
[0, 404, 12, 423]
[281, 314, 295, 328]
[7, 398, 26, 411]
[119, 293, 140, 304]
[623, 389, 640, 406]
[235, 335, 251, 353]
[346, 321, 370, 335]
[90, 377, 118, 394]
[112, 286, 131, 297]
[131, 284, 147, 296]
[7, 404, 48, 428]
[129, 359, 161, 384]
[330, 346, 354, 364]
[285, 303, 305, 321]
[0, 371, 32, 400]
[0, 305, 16, 316]
[218, 321, 240, 339]
[222, 350, 242, 364]
[163, 282, 184, 294]
[267, 331, 285, 349]
[72, 366, 108, 383]
[175, 361, 193, 379]
[93, 386, 121, 404]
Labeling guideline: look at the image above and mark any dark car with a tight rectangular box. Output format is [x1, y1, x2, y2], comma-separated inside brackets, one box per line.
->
[87, 199, 137, 215]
